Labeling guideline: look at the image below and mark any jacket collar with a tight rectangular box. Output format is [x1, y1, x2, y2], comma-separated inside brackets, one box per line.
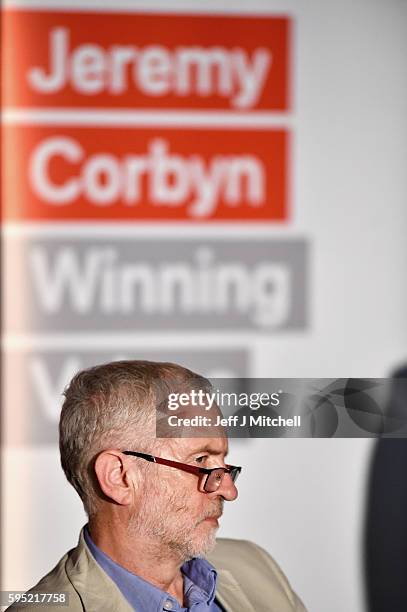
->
[215, 569, 256, 612]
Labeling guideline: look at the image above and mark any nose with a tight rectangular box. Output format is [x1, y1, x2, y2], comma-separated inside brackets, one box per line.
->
[216, 472, 238, 501]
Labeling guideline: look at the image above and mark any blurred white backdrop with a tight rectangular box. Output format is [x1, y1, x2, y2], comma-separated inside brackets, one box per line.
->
[2, 1, 407, 611]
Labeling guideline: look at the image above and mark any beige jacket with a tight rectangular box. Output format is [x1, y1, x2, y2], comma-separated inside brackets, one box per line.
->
[9, 530, 307, 612]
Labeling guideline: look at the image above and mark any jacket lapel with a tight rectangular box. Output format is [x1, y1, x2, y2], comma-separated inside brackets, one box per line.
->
[215, 569, 256, 612]
[66, 530, 134, 612]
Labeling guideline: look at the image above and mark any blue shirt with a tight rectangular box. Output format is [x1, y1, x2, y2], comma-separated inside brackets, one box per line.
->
[84, 527, 223, 612]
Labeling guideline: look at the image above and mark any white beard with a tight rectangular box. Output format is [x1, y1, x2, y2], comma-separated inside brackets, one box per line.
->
[128, 481, 223, 561]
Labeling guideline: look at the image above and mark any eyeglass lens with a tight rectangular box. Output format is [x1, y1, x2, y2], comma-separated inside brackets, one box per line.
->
[205, 468, 239, 492]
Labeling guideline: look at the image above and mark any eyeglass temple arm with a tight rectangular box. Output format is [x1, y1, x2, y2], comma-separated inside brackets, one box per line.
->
[153, 456, 207, 475]
[123, 451, 156, 462]
[123, 451, 207, 475]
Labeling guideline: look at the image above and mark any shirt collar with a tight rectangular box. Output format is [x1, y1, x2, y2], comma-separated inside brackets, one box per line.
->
[182, 558, 218, 604]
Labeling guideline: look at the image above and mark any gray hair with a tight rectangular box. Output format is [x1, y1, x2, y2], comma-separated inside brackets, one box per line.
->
[59, 360, 210, 516]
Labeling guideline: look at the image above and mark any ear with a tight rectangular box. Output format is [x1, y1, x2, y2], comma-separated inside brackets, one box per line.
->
[94, 450, 138, 506]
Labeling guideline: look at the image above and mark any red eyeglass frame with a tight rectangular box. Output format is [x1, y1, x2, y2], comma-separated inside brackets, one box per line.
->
[122, 450, 241, 492]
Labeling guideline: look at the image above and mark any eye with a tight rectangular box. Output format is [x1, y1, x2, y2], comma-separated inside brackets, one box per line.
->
[195, 455, 208, 464]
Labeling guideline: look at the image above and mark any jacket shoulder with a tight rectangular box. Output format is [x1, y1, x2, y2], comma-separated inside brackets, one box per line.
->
[6, 530, 133, 612]
[207, 538, 307, 612]
[6, 550, 83, 612]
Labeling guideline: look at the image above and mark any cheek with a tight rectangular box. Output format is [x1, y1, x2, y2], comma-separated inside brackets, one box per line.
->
[168, 491, 207, 521]
[149, 469, 207, 513]
[169, 469, 203, 499]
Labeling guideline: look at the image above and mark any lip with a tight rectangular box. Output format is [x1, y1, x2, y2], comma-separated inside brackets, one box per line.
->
[204, 515, 221, 523]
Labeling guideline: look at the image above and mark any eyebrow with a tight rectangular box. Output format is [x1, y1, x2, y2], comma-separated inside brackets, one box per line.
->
[185, 445, 228, 461]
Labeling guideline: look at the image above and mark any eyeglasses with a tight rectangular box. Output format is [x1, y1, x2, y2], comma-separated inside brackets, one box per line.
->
[122, 451, 241, 493]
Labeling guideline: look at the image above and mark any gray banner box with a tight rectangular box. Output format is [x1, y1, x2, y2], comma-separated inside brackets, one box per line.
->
[5, 237, 308, 332]
[4, 348, 248, 445]
[157, 378, 407, 439]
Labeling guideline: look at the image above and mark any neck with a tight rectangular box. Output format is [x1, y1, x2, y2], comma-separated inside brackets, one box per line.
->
[88, 515, 185, 603]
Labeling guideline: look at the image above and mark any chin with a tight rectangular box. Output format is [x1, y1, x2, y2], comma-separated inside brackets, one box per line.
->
[183, 525, 218, 560]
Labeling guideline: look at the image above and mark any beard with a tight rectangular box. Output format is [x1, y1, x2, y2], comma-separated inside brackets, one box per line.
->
[128, 481, 223, 561]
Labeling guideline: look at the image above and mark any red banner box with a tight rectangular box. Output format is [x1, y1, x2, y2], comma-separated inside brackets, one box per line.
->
[3, 10, 290, 111]
[3, 125, 289, 222]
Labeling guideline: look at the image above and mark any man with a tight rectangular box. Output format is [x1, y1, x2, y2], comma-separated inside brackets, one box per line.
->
[9, 360, 307, 611]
